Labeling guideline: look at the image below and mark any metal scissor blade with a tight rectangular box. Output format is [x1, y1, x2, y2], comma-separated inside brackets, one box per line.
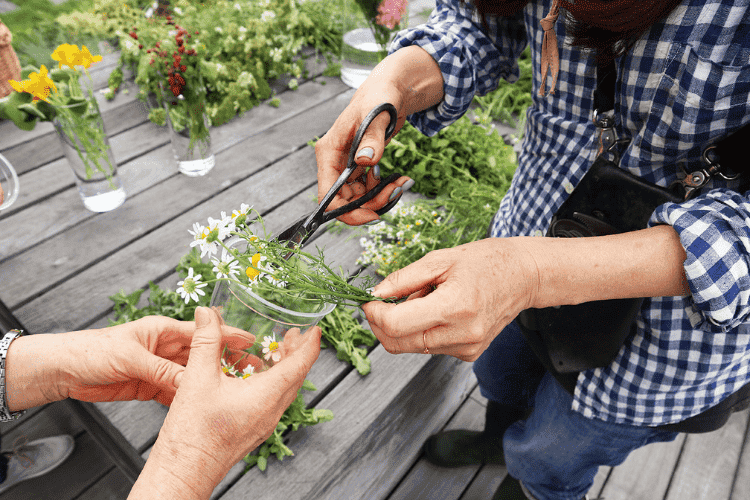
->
[274, 213, 311, 246]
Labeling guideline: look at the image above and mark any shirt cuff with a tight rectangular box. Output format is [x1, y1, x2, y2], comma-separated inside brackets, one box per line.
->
[389, 1, 525, 136]
[650, 188, 750, 330]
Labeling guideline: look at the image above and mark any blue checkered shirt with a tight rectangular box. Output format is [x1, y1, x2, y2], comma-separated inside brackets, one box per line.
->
[391, 0, 750, 426]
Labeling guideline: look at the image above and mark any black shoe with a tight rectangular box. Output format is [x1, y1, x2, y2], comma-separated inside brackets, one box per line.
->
[492, 475, 528, 500]
[423, 401, 527, 468]
[493, 475, 593, 500]
[423, 429, 505, 467]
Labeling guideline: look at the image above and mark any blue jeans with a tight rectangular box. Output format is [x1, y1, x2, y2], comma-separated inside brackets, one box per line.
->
[474, 321, 679, 500]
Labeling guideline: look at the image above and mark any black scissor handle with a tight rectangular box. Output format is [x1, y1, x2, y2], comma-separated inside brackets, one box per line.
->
[313, 103, 399, 220]
[345, 102, 399, 172]
[323, 172, 402, 222]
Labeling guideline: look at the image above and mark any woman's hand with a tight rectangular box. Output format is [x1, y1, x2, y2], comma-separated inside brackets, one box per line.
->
[60, 315, 254, 406]
[129, 307, 321, 499]
[4, 315, 254, 412]
[315, 80, 411, 226]
[362, 238, 540, 362]
[315, 46, 444, 226]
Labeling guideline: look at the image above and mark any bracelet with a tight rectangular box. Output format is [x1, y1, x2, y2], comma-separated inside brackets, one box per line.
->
[0, 329, 27, 422]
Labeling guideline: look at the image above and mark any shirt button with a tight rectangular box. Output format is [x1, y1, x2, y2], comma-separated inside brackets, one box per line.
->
[563, 181, 575, 194]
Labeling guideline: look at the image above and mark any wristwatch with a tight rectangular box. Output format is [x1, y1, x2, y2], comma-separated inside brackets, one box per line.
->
[0, 329, 27, 422]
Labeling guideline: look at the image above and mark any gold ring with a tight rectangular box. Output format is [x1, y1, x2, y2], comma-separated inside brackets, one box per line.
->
[423, 331, 429, 355]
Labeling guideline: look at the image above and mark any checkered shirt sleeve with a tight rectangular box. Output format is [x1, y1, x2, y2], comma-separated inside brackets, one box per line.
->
[389, 0, 528, 136]
[650, 189, 750, 329]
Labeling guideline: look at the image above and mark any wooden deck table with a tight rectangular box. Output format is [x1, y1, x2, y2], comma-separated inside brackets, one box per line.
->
[1, 51, 749, 500]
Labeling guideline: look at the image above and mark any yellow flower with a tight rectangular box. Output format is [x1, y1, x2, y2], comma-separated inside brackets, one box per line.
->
[78, 45, 103, 69]
[50, 43, 102, 70]
[8, 65, 58, 102]
[51, 43, 81, 69]
[245, 253, 263, 281]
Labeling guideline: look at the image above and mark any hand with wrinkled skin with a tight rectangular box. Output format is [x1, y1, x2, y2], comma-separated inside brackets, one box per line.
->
[363, 238, 539, 362]
[362, 227, 690, 362]
[315, 46, 444, 226]
[5, 315, 254, 411]
[129, 307, 321, 500]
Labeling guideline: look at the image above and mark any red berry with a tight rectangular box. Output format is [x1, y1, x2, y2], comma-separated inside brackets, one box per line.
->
[180, 65, 187, 72]
[139, 44, 143, 49]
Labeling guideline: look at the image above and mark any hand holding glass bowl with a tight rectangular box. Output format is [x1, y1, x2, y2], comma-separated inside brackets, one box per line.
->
[178, 205, 385, 377]
[0, 152, 19, 211]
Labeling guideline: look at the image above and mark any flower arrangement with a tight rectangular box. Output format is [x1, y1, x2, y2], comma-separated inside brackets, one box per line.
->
[354, 0, 408, 59]
[177, 204, 391, 372]
[0, 43, 117, 186]
[125, 14, 213, 169]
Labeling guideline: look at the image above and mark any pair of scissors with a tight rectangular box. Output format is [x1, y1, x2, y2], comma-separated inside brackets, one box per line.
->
[275, 102, 403, 249]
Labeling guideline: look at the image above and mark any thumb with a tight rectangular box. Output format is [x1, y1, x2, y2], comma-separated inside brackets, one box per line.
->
[186, 306, 223, 376]
[353, 110, 393, 168]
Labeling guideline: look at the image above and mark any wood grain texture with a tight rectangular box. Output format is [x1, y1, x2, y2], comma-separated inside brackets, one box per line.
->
[666, 409, 750, 500]
[596, 434, 686, 500]
[388, 383, 486, 500]
[220, 350, 474, 500]
[730, 413, 750, 500]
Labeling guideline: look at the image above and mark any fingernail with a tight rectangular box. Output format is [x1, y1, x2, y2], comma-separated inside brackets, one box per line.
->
[372, 164, 381, 179]
[388, 186, 402, 202]
[357, 147, 374, 160]
[401, 179, 415, 192]
[195, 306, 210, 327]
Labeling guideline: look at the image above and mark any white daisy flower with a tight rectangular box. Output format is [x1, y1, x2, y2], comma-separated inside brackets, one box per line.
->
[261, 335, 282, 363]
[211, 249, 242, 280]
[261, 10, 276, 22]
[176, 268, 208, 304]
[240, 365, 255, 379]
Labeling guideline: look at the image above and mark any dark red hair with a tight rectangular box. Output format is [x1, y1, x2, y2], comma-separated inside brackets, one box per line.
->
[466, 0, 684, 62]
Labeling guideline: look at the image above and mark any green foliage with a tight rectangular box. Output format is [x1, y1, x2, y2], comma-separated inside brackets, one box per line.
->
[379, 115, 517, 197]
[357, 182, 509, 277]
[2, 0, 105, 68]
[57, 0, 345, 127]
[242, 380, 333, 471]
[319, 306, 377, 376]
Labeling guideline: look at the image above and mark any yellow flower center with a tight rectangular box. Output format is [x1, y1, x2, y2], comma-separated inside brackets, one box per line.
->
[268, 341, 279, 351]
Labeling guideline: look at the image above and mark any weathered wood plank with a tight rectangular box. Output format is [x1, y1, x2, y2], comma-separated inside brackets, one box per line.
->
[460, 465, 509, 500]
[595, 433, 686, 500]
[730, 412, 750, 500]
[666, 409, 750, 500]
[0, 432, 115, 500]
[73, 466, 131, 500]
[388, 383, 485, 500]
[0, 76, 352, 265]
[220, 349, 474, 500]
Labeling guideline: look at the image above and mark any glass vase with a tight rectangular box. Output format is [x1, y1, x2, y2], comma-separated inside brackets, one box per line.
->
[340, 0, 408, 89]
[163, 92, 215, 177]
[53, 98, 126, 213]
[210, 238, 335, 372]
